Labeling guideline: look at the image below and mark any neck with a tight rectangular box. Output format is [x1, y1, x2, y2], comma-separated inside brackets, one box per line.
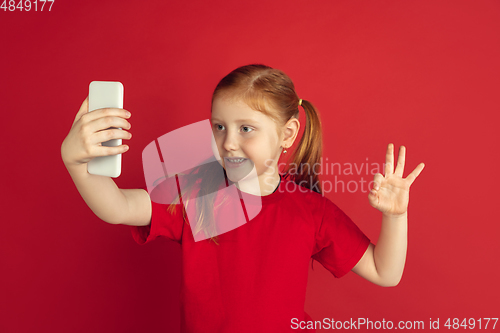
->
[235, 170, 280, 197]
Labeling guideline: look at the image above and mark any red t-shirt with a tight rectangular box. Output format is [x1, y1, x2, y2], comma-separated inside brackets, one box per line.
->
[131, 173, 371, 333]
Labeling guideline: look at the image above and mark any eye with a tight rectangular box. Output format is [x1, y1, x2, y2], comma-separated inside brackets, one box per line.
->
[242, 126, 253, 133]
[214, 124, 225, 131]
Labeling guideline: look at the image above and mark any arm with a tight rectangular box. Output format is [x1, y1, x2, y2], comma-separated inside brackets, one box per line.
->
[64, 162, 151, 226]
[352, 212, 407, 287]
[351, 144, 424, 287]
[61, 97, 151, 226]
[120, 188, 152, 226]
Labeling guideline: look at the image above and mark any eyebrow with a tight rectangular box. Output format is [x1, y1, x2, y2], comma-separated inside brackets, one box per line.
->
[210, 118, 260, 124]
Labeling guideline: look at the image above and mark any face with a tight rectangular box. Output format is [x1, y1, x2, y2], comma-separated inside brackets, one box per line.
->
[210, 96, 284, 196]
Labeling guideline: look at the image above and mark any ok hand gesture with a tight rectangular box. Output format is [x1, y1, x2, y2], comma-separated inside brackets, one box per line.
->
[368, 143, 425, 217]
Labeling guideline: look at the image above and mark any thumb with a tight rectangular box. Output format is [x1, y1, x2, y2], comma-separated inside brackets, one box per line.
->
[368, 189, 379, 208]
[73, 96, 89, 126]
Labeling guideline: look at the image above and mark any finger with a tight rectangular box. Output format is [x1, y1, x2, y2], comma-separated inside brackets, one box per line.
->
[368, 179, 380, 206]
[394, 145, 406, 177]
[83, 110, 132, 132]
[80, 105, 131, 124]
[91, 128, 132, 146]
[406, 163, 425, 185]
[73, 96, 89, 126]
[371, 173, 384, 191]
[91, 144, 130, 157]
[368, 189, 378, 206]
[384, 143, 394, 176]
[92, 115, 131, 132]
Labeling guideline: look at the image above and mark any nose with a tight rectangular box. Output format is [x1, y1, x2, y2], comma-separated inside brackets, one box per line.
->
[222, 128, 239, 152]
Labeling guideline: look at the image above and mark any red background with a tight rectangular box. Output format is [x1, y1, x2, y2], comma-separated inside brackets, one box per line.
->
[1, 0, 499, 332]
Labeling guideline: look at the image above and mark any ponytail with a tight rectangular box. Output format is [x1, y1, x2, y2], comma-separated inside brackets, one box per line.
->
[285, 99, 323, 196]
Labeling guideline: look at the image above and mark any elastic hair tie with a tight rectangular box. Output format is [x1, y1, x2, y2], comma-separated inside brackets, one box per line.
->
[298, 99, 303, 106]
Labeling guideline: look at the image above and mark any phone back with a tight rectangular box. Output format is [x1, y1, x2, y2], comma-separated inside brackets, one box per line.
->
[87, 81, 124, 178]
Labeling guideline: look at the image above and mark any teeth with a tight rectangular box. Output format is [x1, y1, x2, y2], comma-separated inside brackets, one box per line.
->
[227, 158, 244, 163]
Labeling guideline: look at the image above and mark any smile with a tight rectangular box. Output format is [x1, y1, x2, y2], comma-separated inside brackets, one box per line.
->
[225, 157, 247, 167]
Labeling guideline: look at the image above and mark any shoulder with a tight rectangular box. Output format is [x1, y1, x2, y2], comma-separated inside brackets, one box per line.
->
[281, 174, 326, 199]
[279, 177, 328, 214]
[148, 173, 204, 205]
[280, 177, 353, 225]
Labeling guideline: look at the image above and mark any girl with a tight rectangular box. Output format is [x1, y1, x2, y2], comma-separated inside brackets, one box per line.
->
[61, 64, 425, 332]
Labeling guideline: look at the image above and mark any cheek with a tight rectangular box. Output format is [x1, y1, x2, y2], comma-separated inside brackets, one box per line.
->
[244, 136, 260, 147]
[245, 139, 268, 158]
[250, 136, 278, 155]
[210, 133, 223, 159]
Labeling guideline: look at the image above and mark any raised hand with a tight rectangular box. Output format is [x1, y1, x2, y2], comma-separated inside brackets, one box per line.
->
[61, 96, 132, 167]
[368, 143, 425, 217]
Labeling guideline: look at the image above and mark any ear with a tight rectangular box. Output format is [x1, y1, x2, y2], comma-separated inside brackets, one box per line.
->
[281, 118, 300, 148]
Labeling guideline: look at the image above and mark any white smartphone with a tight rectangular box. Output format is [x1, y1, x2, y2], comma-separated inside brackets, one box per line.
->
[87, 81, 124, 178]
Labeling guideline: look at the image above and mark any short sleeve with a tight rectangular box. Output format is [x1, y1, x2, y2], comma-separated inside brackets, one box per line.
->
[130, 177, 185, 245]
[311, 198, 371, 278]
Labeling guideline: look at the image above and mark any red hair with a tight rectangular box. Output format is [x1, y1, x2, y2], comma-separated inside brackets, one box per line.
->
[167, 64, 324, 244]
[212, 64, 323, 195]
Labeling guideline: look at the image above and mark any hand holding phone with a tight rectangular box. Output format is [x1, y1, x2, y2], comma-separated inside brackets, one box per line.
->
[61, 81, 131, 177]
